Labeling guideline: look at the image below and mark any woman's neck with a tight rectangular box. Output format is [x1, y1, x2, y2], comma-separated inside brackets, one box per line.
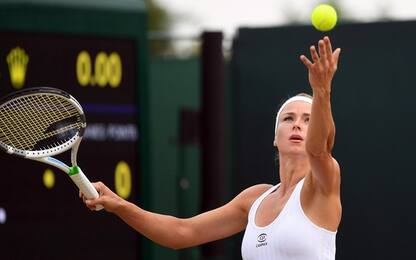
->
[278, 155, 310, 194]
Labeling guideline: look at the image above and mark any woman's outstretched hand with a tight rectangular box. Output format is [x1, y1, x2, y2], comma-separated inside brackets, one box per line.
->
[300, 36, 341, 93]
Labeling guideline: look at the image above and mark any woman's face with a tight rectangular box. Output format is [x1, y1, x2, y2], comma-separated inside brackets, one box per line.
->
[274, 101, 311, 155]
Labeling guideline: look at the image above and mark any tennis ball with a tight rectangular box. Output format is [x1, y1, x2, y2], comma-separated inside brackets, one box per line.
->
[311, 4, 337, 32]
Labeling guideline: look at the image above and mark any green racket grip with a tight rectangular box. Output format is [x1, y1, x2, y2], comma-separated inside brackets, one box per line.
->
[69, 166, 104, 211]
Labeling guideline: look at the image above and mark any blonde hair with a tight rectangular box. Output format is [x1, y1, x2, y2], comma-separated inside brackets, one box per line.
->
[294, 93, 312, 99]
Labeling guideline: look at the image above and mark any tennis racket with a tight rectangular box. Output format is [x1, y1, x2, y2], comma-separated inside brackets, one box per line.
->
[0, 87, 103, 210]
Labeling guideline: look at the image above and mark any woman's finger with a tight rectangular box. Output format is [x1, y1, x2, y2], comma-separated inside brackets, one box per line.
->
[318, 40, 327, 62]
[324, 36, 333, 63]
[300, 55, 313, 69]
[310, 45, 319, 63]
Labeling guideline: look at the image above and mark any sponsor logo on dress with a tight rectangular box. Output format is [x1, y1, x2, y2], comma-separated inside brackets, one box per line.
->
[256, 233, 268, 248]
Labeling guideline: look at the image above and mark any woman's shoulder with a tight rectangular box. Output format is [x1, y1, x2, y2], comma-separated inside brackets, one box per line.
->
[241, 184, 274, 198]
[233, 184, 274, 215]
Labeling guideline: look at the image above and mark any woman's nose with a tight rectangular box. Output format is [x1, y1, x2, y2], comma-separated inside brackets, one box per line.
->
[292, 120, 302, 130]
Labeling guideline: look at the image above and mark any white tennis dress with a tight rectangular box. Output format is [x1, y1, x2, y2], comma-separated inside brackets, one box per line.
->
[241, 179, 336, 260]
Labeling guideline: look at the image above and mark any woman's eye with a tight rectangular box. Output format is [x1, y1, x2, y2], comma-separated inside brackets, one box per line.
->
[305, 117, 310, 123]
[284, 116, 293, 121]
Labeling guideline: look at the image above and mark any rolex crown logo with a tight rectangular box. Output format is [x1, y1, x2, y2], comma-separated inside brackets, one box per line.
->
[7, 47, 29, 89]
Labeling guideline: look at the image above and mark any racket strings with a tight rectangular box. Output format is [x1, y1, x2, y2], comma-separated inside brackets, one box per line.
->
[1, 96, 47, 149]
[0, 94, 84, 151]
[0, 95, 80, 150]
[37, 95, 80, 140]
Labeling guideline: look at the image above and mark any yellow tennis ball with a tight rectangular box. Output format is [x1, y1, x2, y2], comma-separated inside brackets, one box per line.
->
[311, 4, 337, 32]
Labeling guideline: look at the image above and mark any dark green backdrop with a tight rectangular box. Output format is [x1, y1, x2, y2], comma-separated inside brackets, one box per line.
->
[148, 57, 201, 260]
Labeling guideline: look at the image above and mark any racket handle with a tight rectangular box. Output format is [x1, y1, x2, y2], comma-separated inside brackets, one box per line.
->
[69, 166, 104, 211]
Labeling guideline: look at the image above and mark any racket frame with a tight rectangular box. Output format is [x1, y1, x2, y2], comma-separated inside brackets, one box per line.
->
[0, 87, 102, 210]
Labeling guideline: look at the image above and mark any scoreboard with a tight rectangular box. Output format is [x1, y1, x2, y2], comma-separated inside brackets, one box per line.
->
[0, 1, 148, 259]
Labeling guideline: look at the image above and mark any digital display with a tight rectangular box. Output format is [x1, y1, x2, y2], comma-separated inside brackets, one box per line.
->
[0, 31, 141, 259]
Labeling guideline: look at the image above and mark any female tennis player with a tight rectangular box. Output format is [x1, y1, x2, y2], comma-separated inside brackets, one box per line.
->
[82, 36, 341, 259]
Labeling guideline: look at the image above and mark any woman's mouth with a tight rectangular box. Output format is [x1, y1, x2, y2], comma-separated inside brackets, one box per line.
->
[289, 134, 303, 143]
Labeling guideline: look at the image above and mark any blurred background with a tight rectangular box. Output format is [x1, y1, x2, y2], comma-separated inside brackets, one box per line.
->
[1, 0, 416, 259]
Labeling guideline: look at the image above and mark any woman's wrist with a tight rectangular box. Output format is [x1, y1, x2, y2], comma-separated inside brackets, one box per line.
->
[112, 197, 130, 215]
[312, 87, 331, 97]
